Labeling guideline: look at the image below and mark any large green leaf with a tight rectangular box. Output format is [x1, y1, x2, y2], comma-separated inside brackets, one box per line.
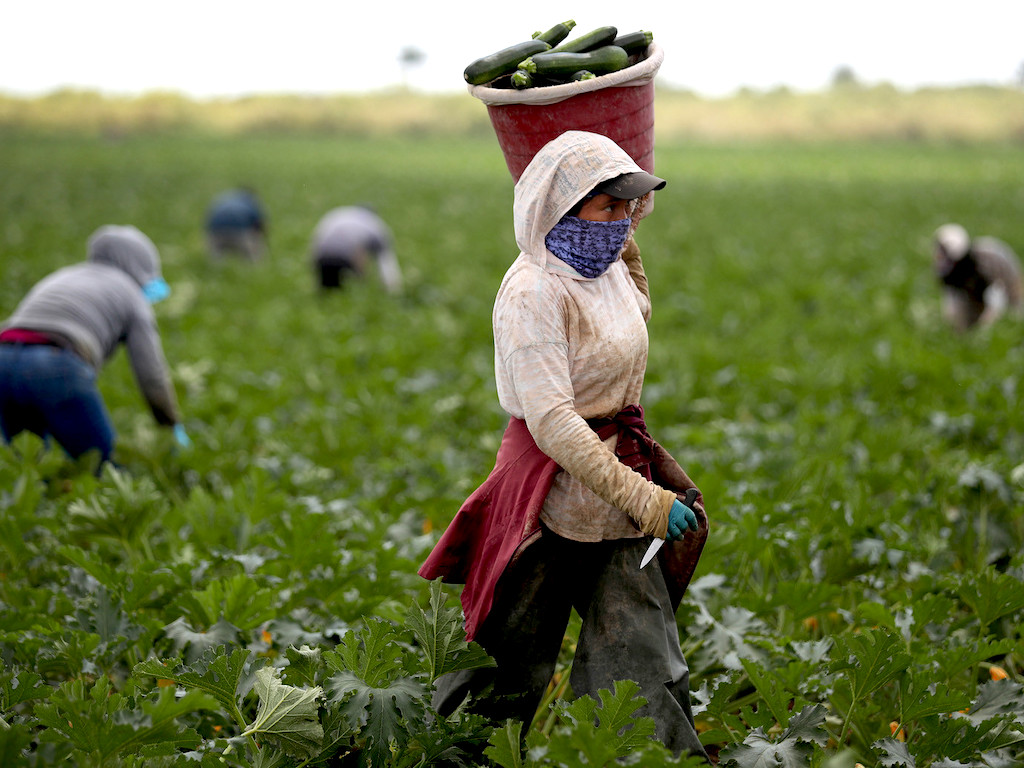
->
[910, 712, 1022, 763]
[325, 618, 405, 688]
[0, 664, 49, 710]
[283, 644, 323, 688]
[162, 616, 242, 663]
[172, 572, 278, 631]
[34, 676, 216, 761]
[485, 720, 525, 768]
[242, 666, 324, 759]
[134, 646, 256, 713]
[741, 658, 811, 730]
[956, 568, 1024, 632]
[330, 671, 425, 766]
[930, 638, 1016, 683]
[719, 704, 829, 768]
[962, 679, 1024, 726]
[534, 680, 664, 766]
[897, 672, 970, 723]
[872, 736, 914, 767]
[405, 578, 495, 683]
[830, 628, 912, 702]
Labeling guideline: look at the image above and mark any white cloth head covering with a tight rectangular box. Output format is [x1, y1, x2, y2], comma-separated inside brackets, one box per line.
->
[512, 131, 646, 269]
[934, 223, 971, 261]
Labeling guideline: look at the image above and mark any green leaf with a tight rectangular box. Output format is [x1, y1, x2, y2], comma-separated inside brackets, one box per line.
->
[330, 671, 425, 765]
[873, 736, 914, 767]
[830, 628, 912, 702]
[910, 711, 1019, 763]
[163, 616, 242, 663]
[931, 638, 1016, 683]
[405, 578, 495, 683]
[0, 722, 35, 765]
[134, 646, 255, 714]
[242, 666, 324, 759]
[719, 704, 828, 768]
[540, 680, 659, 766]
[325, 618, 404, 688]
[34, 676, 216, 761]
[393, 709, 493, 768]
[897, 672, 970, 723]
[283, 644, 323, 688]
[173, 572, 278, 631]
[956, 568, 1024, 632]
[485, 720, 525, 768]
[741, 658, 808, 730]
[0, 664, 49, 709]
[961, 679, 1024, 726]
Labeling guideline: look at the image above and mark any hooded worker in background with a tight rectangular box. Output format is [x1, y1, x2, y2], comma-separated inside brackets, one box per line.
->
[0, 225, 190, 466]
[205, 188, 268, 261]
[310, 205, 403, 294]
[933, 223, 1023, 332]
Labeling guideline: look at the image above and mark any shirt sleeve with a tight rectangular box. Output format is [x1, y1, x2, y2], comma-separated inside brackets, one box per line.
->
[123, 298, 181, 425]
[496, 278, 674, 536]
[620, 237, 652, 321]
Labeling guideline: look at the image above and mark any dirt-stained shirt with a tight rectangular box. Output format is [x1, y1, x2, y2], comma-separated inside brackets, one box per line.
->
[492, 131, 676, 541]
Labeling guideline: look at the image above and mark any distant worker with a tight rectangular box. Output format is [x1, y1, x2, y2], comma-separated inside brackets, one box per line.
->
[0, 225, 190, 467]
[205, 188, 267, 260]
[310, 206, 402, 294]
[932, 223, 1023, 332]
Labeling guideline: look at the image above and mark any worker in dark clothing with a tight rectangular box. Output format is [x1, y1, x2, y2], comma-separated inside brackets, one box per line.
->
[206, 188, 267, 260]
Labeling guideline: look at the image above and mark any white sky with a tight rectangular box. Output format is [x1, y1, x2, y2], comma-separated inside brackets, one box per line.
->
[2, 1, 1021, 98]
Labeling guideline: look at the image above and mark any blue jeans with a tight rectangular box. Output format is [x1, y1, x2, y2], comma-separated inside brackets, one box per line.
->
[0, 343, 115, 463]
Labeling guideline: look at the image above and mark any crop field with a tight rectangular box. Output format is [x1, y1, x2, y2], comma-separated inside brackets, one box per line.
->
[1, 130, 1023, 767]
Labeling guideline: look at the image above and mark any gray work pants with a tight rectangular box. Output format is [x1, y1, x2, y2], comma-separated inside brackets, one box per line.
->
[433, 528, 709, 761]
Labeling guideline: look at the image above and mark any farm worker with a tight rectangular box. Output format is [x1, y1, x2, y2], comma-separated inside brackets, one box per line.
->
[310, 205, 402, 294]
[0, 225, 190, 466]
[932, 223, 1023, 332]
[419, 131, 710, 762]
[205, 188, 268, 260]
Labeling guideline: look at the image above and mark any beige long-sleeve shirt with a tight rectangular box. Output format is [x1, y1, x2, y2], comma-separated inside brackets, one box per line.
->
[492, 131, 676, 541]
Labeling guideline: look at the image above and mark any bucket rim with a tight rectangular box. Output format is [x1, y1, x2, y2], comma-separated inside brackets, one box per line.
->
[467, 43, 664, 107]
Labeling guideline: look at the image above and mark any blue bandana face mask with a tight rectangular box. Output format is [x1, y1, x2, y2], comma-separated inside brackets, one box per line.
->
[544, 215, 632, 278]
[141, 278, 170, 304]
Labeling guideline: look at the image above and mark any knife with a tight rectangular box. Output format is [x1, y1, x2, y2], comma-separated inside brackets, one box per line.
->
[640, 488, 699, 569]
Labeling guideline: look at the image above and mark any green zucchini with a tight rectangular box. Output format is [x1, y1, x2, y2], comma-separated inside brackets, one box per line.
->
[532, 20, 576, 47]
[464, 39, 551, 85]
[520, 45, 630, 77]
[511, 70, 534, 89]
[550, 25, 617, 53]
[572, 70, 597, 82]
[612, 30, 654, 56]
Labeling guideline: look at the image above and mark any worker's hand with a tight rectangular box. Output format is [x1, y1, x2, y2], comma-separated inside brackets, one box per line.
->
[666, 498, 698, 541]
[173, 423, 192, 449]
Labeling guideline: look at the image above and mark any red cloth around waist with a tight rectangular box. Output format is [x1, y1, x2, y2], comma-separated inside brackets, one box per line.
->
[0, 328, 60, 345]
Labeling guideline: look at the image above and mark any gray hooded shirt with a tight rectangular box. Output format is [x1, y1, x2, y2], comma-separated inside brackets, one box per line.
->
[2, 225, 181, 425]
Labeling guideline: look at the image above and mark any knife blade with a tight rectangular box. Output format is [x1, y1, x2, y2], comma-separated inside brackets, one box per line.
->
[639, 488, 700, 570]
[639, 537, 664, 569]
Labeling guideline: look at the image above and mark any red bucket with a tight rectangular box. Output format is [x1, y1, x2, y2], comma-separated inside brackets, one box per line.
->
[469, 44, 664, 182]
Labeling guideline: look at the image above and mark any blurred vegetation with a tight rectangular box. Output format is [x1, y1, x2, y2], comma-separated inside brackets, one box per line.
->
[1, 81, 1022, 143]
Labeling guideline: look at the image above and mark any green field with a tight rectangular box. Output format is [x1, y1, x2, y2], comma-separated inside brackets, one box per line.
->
[1, 132, 1022, 766]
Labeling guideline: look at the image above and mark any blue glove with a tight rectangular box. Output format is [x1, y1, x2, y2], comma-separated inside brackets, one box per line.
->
[173, 423, 192, 449]
[666, 498, 698, 541]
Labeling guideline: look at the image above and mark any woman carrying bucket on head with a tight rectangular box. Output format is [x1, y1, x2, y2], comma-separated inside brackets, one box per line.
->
[419, 130, 711, 762]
